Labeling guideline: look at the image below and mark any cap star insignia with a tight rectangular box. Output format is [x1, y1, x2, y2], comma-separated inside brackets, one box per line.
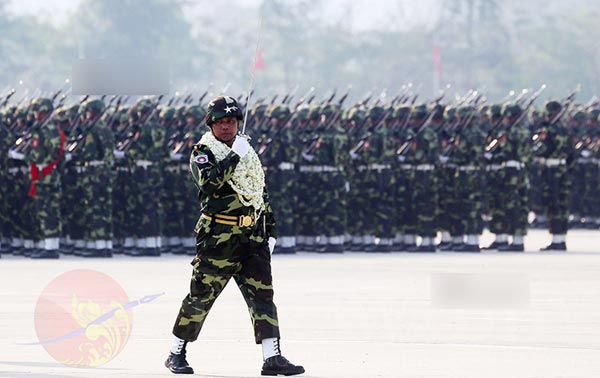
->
[224, 105, 238, 114]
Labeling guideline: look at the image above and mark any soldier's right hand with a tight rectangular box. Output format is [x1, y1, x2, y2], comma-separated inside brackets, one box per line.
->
[8, 149, 25, 160]
[302, 152, 315, 161]
[114, 150, 126, 159]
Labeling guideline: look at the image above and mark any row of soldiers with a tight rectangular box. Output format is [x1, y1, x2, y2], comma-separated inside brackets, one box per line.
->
[0, 88, 597, 258]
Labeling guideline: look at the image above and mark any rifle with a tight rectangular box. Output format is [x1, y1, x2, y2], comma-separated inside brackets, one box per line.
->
[486, 84, 546, 152]
[1, 89, 16, 108]
[349, 104, 395, 156]
[396, 107, 438, 156]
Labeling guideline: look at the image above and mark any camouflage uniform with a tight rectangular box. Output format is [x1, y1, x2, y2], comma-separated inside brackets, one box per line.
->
[23, 98, 65, 258]
[260, 105, 299, 254]
[172, 132, 279, 344]
[125, 99, 167, 256]
[309, 104, 348, 252]
[447, 106, 486, 251]
[68, 99, 114, 257]
[534, 101, 575, 249]
[404, 105, 440, 251]
[485, 104, 531, 251]
[0, 115, 12, 254]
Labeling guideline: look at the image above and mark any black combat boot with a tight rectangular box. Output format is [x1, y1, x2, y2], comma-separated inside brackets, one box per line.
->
[261, 355, 305, 376]
[498, 243, 524, 252]
[540, 242, 566, 251]
[165, 350, 194, 374]
[482, 241, 508, 250]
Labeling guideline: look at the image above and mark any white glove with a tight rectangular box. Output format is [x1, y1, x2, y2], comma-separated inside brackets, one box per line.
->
[397, 155, 406, 162]
[484, 152, 493, 160]
[350, 151, 358, 160]
[268, 237, 277, 254]
[114, 150, 126, 159]
[231, 135, 250, 158]
[438, 155, 449, 164]
[345, 181, 350, 193]
[65, 153, 72, 162]
[302, 152, 315, 162]
[8, 149, 25, 160]
[581, 149, 591, 158]
[170, 152, 183, 160]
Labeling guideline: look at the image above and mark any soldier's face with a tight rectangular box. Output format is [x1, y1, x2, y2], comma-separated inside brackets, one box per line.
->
[211, 116, 238, 145]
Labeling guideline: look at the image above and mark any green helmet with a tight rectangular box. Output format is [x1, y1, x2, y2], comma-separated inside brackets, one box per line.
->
[82, 99, 106, 115]
[544, 101, 562, 116]
[572, 110, 587, 123]
[445, 107, 457, 122]
[31, 98, 53, 113]
[267, 104, 291, 120]
[308, 105, 320, 121]
[488, 104, 502, 118]
[206, 95, 243, 126]
[294, 104, 310, 120]
[160, 107, 176, 121]
[347, 107, 366, 122]
[54, 107, 69, 122]
[135, 98, 154, 114]
[321, 103, 339, 117]
[458, 105, 475, 119]
[15, 107, 29, 120]
[411, 104, 427, 119]
[393, 106, 411, 120]
[502, 103, 523, 119]
[588, 109, 600, 121]
[185, 105, 206, 120]
[252, 103, 268, 118]
[366, 106, 385, 121]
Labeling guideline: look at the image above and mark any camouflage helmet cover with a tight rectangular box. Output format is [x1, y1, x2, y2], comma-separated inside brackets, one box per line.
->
[82, 99, 106, 115]
[31, 98, 53, 113]
[206, 95, 243, 126]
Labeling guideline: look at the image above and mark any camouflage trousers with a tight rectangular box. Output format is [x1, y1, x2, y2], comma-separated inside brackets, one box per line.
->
[436, 166, 455, 234]
[413, 169, 438, 237]
[541, 166, 570, 234]
[489, 167, 529, 236]
[452, 169, 484, 235]
[266, 167, 297, 237]
[82, 165, 113, 240]
[395, 166, 416, 235]
[295, 169, 317, 237]
[32, 179, 62, 240]
[575, 160, 599, 219]
[162, 164, 186, 238]
[528, 162, 544, 217]
[130, 165, 163, 237]
[173, 219, 279, 343]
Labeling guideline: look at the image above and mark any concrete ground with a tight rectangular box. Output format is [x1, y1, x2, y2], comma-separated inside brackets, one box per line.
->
[1, 229, 600, 378]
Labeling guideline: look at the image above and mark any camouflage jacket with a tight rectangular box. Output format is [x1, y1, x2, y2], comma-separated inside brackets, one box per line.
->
[189, 142, 277, 240]
[71, 120, 115, 164]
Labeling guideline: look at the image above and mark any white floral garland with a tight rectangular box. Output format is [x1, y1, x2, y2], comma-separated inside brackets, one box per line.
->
[200, 131, 265, 215]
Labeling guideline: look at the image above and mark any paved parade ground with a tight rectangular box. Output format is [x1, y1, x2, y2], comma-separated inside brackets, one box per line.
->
[1, 229, 600, 378]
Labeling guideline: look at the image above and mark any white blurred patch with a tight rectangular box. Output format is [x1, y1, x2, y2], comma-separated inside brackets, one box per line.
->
[431, 273, 530, 309]
[72, 58, 169, 95]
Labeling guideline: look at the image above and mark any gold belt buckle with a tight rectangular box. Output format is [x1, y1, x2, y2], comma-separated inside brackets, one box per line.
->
[239, 215, 253, 227]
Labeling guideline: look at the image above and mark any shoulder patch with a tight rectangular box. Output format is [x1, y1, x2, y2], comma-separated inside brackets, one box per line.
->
[194, 154, 209, 165]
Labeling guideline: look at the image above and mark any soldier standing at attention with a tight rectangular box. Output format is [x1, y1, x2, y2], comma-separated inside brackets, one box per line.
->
[22, 98, 65, 259]
[535, 101, 575, 250]
[165, 96, 304, 376]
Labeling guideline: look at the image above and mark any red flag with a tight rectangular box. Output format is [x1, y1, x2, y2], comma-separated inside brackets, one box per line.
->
[250, 48, 265, 72]
[432, 44, 442, 75]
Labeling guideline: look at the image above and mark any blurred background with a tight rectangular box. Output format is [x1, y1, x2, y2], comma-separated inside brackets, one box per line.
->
[3, 0, 600, 101]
